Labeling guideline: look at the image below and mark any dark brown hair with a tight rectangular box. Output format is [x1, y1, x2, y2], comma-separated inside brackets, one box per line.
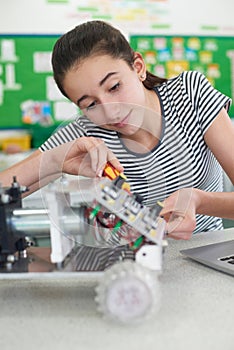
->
[52, 20, 167, 98]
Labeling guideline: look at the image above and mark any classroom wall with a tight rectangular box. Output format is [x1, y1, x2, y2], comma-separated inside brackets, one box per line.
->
[1, 0, 234, 36]
[0, 0, 233, 146]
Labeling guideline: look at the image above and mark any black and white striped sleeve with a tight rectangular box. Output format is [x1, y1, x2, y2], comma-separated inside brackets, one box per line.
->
[39, 120, 87, 151]
[183, 71, 232, 135]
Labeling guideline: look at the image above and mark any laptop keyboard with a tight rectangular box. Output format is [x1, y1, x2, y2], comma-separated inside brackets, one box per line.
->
[218, 255, 234, 264]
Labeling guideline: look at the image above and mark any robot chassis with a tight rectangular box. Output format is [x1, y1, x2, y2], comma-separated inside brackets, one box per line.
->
[0, 173, 167, 323]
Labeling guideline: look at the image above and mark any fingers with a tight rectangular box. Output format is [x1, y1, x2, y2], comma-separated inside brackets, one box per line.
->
[74, 137, 123, 177]
[162, 210, 196, 240]
[165, 218, 193, 240]
[159, 188, 198, 240]
[107, 150, 124, 173]
[87, 139, 119, 177]
[88, 139, 107, 176]
[160, 209, 186, 223]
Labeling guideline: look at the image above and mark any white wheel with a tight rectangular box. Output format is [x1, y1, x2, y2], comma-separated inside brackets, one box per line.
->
[95, 260, 161, 324]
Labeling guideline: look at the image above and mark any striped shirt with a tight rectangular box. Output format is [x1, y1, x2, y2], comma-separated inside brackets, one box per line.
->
[40, 71, 231, 234]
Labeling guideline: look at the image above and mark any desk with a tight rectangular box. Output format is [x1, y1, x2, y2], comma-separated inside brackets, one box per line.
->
[0, 228, 233, 350]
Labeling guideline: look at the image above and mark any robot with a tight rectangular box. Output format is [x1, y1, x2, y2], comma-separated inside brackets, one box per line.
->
[0, 165, 167, 324]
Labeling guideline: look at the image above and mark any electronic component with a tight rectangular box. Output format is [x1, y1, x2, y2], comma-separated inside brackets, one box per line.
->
[0, 175, 167, 324]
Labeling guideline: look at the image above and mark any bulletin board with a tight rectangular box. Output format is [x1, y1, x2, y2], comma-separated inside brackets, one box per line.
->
[0, 34, 234, 132]
[0, 34, 67, 129]
[130, 35, 234, 118]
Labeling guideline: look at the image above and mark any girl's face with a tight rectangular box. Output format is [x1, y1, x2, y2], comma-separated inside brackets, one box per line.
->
[63, 54, 147, 136]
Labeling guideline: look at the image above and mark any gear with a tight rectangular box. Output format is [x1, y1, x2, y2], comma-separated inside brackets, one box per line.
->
[95, 260, 161, 324]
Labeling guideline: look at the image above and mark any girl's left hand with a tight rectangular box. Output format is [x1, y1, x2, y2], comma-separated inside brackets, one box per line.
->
[160, 188, 199, 240]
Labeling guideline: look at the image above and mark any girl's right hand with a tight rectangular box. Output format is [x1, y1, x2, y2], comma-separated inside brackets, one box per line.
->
[52, 136, 124, 178]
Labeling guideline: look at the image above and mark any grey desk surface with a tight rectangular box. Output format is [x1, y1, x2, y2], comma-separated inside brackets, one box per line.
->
[0, 228, 233, 350]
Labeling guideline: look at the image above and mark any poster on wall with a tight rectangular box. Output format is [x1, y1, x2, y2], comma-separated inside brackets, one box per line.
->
[1, 0, 234, 36]
[46, 0, 172, 33]
[0, 35, 78, 133]
[130, 35, 234, 118]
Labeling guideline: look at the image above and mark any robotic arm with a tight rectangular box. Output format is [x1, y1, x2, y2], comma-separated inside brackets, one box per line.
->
[0, 166, 167, 324]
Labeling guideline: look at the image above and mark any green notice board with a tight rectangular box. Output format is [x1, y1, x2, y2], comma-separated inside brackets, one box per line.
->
[130, 35, 234, 117]
[0, 35, 60, 128]
[0, 34, 233, 131]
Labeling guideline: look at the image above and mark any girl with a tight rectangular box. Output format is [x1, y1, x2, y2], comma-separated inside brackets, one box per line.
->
[39, 20, 234, 239]
[2, 20, 233, 242]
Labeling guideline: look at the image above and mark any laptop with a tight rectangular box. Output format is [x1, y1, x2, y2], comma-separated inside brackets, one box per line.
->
[180, 239, 234, 276]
